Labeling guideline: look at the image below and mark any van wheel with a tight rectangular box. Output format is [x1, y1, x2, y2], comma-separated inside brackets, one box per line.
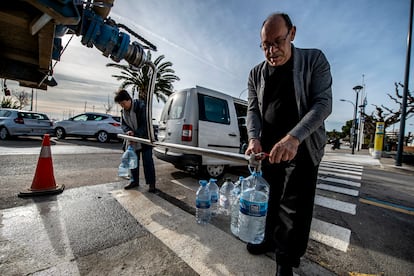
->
[204, 165, 225, 179]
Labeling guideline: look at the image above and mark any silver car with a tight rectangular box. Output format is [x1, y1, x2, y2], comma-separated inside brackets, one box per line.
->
[54, 112, 123, 143]
[0, 109, 54, 140]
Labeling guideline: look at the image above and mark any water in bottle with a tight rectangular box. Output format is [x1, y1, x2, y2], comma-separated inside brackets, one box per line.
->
[126, 144, 138, 169]
[118, 150, 130, 178]
[238, 171, 270, 244]
[219, 178, 234, 216]
[208, 178, 219, 217]
[230, 176, 243, 236]
[196, 180, 211, 224]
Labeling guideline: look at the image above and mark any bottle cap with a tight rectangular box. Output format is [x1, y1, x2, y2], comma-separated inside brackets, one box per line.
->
[199, 180, 208, 186]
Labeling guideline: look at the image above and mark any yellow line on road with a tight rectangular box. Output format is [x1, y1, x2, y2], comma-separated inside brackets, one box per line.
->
[359, 198, 414, 216]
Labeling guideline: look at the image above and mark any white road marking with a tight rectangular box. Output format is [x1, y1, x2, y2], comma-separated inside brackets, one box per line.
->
[314, 195, 356, 215]
[171, 179, 198, 192]
[319, 166, 362, 176]
[321, 161, 363, 171]
[318, 169, 361, 180]
[317, 184, 359, 196]
[310, 218, 351, 252]
[318, 176, 361, 188]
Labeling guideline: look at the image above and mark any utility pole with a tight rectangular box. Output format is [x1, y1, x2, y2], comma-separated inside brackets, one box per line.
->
[357, 75, 367, 151]
[351, 85, 363, 154]
[396, 0, 413, 166]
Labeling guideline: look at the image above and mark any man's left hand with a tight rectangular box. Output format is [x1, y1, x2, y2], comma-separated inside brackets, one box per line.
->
[268, 135, 300, 164]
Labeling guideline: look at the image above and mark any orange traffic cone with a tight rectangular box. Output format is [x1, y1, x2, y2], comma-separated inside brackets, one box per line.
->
[18, 134, 64, 197]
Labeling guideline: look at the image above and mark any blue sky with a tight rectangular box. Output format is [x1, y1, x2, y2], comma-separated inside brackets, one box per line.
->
[8, 0, 414, 133]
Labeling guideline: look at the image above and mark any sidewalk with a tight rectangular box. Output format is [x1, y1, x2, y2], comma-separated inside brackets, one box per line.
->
[324, 144, 414, 174]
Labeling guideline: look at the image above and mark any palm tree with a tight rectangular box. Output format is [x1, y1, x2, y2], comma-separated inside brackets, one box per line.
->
[106, 52, 180, 102]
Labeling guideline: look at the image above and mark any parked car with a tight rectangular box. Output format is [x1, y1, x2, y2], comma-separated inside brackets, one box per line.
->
[0, 108, 54, 140]
[54, 112, 123, 143]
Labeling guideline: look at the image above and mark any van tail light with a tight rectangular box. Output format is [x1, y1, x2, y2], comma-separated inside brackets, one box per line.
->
[110, 122, 121, 127]
[14, 118, 24, 124]
[181, 124, 192, 142]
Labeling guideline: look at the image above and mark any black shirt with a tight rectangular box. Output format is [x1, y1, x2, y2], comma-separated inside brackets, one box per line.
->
[261, 57, 299, 152]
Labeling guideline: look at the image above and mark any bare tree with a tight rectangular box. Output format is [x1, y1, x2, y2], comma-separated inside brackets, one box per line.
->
[103, 95, 113, 114]
[363, 82, 413, 142]
[15, 90, 30, 109]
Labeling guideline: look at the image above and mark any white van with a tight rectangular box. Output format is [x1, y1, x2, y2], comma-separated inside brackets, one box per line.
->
[154, 86, 248, 178]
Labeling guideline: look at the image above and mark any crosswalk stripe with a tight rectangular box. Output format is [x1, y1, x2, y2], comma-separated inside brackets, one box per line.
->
[318, 169, 361, 180]
[321, 161, 363, 171]
[314, 195, 356, 215]
[317, 184, 359, 196]
[320, 163, 363, 172]
[310, 218, 351, 252]
[319, 166, 362, 176]
[318, 176, 361, 188]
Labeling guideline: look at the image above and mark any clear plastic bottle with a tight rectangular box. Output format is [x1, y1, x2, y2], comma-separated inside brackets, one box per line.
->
[207, 178, 219, 217]
[230, 176, 243, 236]
[196, 180, 211, 224]
[219, 178, 234, 216]
[118, 150, 130, 178]
[126, 144, 138, 169]
[238, 171, 270, 244]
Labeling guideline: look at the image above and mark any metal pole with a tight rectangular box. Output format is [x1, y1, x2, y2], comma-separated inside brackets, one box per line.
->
[145, 61, 157, 142]
[396, 0, 413, 166]
[30, 88, 33, 111]
[352, 91, 359, 154]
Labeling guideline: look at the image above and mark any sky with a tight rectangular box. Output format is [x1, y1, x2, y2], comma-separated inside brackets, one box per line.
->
[6, 0, 414, 134]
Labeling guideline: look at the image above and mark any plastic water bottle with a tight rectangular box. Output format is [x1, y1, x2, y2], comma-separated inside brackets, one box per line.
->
[196, 180, 211, 224]
[230, 176, 243, 236]
[219, 178, 234, 216]
[126, 145, 138, 169]
[238, 171, 270, 244]
[208, 178, 219, 217]
[118, 150, 130, 178]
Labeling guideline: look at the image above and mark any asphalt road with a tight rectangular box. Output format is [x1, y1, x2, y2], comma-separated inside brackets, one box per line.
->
[1, 137, 414, 275]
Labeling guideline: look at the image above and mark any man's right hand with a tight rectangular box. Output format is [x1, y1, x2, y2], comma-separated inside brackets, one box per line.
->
[245, 138, 263, 158]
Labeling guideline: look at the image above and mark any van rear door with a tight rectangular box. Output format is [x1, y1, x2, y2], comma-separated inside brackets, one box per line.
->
[157, 90, 197, 146]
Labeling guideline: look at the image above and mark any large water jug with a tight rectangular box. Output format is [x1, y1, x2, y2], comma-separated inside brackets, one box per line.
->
[237, 170, 270, 244]
[126, 145, 138, 169]
[196, 180, 211, 224]
[230, 176, 244, 236]
[118, 149, 130, 178]
[219, 178, 234, 216]
[207, 178, 219, 217]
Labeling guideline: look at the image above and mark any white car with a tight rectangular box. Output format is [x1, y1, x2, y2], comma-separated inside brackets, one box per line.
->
[0, 108, 54, 140]
[54, 112, 123, 143]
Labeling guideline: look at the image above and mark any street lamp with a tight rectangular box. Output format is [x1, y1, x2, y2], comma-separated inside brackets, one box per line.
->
[352, 85, 363, 154]
[340, 99, 355, 150]
[239, 88, 248, 99]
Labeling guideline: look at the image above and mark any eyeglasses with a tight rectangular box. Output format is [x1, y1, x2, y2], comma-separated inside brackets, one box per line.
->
[260, 30, 290, 51]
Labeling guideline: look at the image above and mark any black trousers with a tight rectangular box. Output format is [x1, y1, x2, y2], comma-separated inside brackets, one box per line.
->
[261, 146, 319, 267]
